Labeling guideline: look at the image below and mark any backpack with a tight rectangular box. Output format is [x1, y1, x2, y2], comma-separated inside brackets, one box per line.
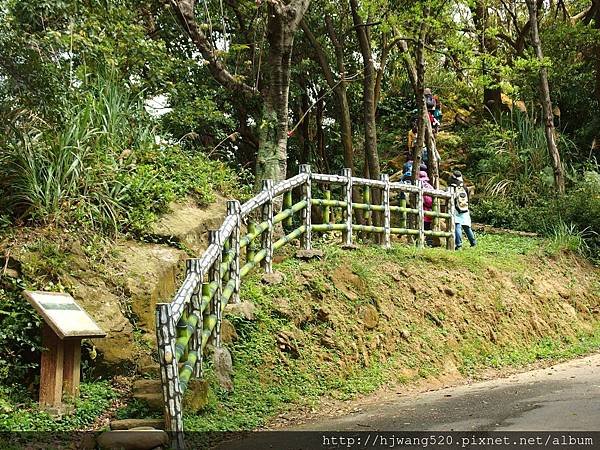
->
[425, 94, 436, 110]
[455, 185, 469, 213]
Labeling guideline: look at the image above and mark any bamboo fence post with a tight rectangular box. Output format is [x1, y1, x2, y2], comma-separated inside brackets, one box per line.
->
[222, 239, 230, 282]
[185, 260, 203, 378]
[283, 190, 293, 229]
[323, 188, 331, 224]
[261, 179, 274, 273]
[363, 185, 371, 223]
[227, 200, 241, 304]
[417, 181, 425, 248]
[156, 303, 184, 449]
[299, 165, 312, 250]
[447, 187, 456, 250]
[208, 230, 222, 347]
[247, 222, 256, 263]
[400, 194, 407, 229]
[342, 168, 353, 246]
[380, 174, 391, 248]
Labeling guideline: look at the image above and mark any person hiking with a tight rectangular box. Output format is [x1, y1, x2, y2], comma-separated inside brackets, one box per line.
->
[418, 170, 434, 246]
[448, 170, 476, 249]
[433, 95, 442, 133]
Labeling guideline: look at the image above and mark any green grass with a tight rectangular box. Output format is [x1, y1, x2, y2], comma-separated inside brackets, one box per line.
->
[177, 232, 600, 432]
[459, 323, 600, 377]
[0, 381, 117, 431]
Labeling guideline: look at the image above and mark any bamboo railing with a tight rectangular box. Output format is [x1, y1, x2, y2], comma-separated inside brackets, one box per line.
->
[155, 165, 456, 448]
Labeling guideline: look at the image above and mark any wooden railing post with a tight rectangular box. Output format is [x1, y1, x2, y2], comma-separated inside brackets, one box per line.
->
[417, 180, 425, 248]
[261, 179, 274, 273]
[380, 173, 391, 248]
[342, 168, 353, 246]
[208, 230, 222, 347]
[447, 187, 456, 250]
[227, 200, 241, 304]
[299, 165, 312, 250]
[156, 303, 184, 449]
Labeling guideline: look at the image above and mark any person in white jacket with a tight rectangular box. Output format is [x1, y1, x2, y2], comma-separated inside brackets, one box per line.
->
[449, 170, 476, 249]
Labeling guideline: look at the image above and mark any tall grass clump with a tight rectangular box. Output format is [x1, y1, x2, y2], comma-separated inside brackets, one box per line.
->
[546, 221, 593, 256]
[469, 110, 575, 205]
[0, 74, 241, 234]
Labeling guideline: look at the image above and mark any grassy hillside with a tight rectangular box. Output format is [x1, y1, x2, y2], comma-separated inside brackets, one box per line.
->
[183, 233, 600, 431]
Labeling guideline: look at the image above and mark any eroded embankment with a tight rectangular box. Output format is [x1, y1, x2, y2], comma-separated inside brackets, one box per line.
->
[186, 233, 600, 431]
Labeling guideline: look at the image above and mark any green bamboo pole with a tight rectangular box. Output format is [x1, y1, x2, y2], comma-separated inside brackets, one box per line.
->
[178, 350, 198, 394]
[363, 186, 371, 222]
[240, 221, 268, 248]
[323, 189, 331, 224]
[311, 198, 346, 208]
[245, 221, 257, 262]
[423, 230, 453, 237]
[273, 226, 306, 251]
[400, 197, 407, 229]
[352, 202, 385, 212]
[423, 210, 451, 219]
[353, 224, 385, 233]
[390, 227, 421, 235]
[240, 248, 268, 279]
[311, 223, 347, 232]
[272, 200, 307, 226]
[284, 190, 293, 228]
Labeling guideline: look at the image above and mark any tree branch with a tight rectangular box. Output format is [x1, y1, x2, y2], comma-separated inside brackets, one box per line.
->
[169, 0, 257, 97]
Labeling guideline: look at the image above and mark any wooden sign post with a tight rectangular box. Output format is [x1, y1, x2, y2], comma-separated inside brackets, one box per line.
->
[22, 291, 106, 413]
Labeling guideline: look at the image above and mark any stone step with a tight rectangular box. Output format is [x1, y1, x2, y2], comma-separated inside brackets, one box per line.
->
[133, 379, 162, 395]
[110, 418, 165, 430]
[132, 379, 164, 411]
[97, 428, 168, 450]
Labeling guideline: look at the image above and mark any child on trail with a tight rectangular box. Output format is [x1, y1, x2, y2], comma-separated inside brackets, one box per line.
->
[448, 170, 476, 249]
[418, 170, 434, 246]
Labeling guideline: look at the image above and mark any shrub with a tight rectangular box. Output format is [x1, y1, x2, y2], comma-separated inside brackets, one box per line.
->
[0, 74, 242, 235]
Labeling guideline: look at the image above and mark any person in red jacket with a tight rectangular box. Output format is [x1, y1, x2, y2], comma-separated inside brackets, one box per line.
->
[418, 170, 434, 246]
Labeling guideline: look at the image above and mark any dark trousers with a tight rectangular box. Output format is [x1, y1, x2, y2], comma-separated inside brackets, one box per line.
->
[455, 223, 476, 248]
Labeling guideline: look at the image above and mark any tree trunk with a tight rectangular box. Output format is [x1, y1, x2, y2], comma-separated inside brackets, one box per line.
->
[471, 0, 503, 118]
[350, 0, 379, 181]
[399, 10, 439, 188]
[301, 16, 354, 169]
[526, 0, 565, 194]
[170, 0, 310, 189]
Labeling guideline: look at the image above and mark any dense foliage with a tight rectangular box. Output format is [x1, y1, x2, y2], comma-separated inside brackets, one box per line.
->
[0, 0, 600, 427]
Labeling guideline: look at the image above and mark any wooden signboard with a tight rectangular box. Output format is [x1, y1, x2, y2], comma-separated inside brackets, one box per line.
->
[22, 291, 106, 412]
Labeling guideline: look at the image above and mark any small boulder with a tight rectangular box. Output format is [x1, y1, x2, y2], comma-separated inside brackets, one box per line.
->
[400, 329, 411, 340]
[214, 347, 234, 391]
[295, 249, 324, 260]
[320, 329, 336, 349]
[110, 419, 165, 431]
[183, 379, 210, 413]
[444, 287, 456, 297]
[360, 305, 379, 330]
[97, 429, 168, 450]
[224, 301, 256, 320]
[261, 271, 284, 285]
[2, 268, 19, 279]
[220, 319, 238, 344]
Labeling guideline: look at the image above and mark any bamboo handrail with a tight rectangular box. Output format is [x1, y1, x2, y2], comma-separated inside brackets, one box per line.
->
[155, 166, 457, 448]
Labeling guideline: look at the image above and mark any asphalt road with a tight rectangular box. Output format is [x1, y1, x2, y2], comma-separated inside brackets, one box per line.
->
[293, 354, 600, 432]
[213, 354, 600, 449]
